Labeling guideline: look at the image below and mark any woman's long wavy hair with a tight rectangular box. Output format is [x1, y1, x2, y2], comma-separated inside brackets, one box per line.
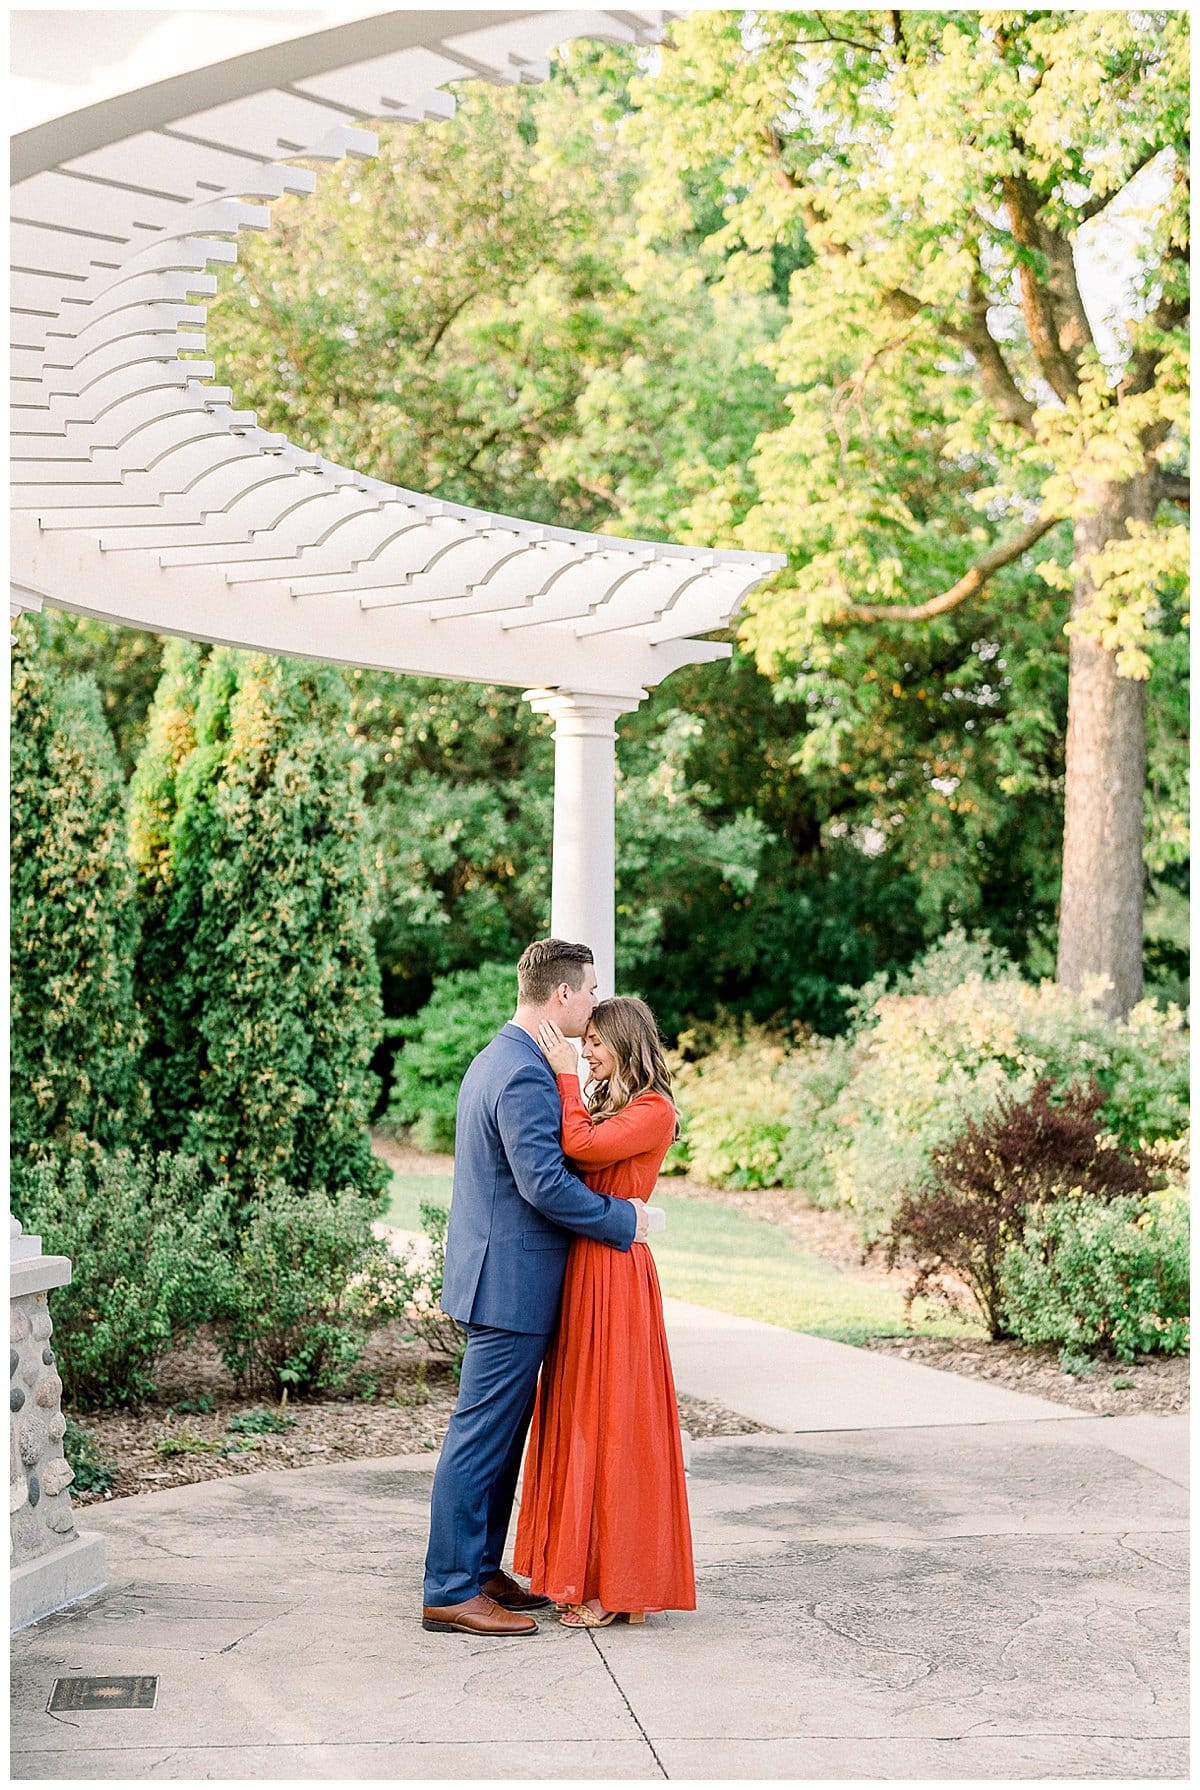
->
[585, 997, 679, 1139]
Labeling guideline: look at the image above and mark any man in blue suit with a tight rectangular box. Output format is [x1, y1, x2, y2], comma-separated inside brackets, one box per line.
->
[422, 938, 648, 1636]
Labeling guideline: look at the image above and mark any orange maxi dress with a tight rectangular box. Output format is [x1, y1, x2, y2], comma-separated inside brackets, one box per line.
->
[513, 1076, 696, 1614]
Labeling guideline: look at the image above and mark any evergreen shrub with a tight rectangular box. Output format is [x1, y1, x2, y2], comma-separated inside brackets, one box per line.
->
[385, 962, 516, 1150]
[881, 1080, 1165, 1338]
[216, 1184, 398, 1397]
[10, 617, 147, 1164]
[128, 648, 387, 1205]
[12, 1150, 229, 1408]
[1001, 1182, 1190, 1362]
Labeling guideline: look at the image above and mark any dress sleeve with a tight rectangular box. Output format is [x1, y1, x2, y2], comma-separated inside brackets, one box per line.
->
[556, 1076, 675, 1166]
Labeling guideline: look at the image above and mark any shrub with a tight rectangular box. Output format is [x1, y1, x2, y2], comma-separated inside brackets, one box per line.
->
[881, 1079, 1165, 1338]
[385, 963, 515, 1151]
[226, 1408, 295, 1435]
[777, 931, 1188, 1240]
[386, 1201, 465, 1363]
[12, 1150, 230, 1408]
[10, 615, 148, 1164]
[665, 1022, 793, 1189]
[1001, 1184, 1190, 1362]
[216, 1184, 396, 1397]
[840, 927, 1020, 1033]
[62, 1417, 116, 1495]
[128, 648, 388, 1207]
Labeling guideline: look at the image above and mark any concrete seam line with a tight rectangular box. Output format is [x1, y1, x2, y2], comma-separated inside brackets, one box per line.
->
[588, 1633, 670, 1779]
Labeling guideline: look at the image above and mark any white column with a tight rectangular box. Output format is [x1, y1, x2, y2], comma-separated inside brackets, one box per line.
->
[523, 687, 644, 999]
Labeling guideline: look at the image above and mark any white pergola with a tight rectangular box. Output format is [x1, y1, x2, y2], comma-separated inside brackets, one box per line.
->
[10, 7, 782, 992]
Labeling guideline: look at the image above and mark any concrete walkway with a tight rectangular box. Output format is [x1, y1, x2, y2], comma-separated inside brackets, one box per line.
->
[10, 1300, 1189, 1781]
[664, 1299, 1086, 1432]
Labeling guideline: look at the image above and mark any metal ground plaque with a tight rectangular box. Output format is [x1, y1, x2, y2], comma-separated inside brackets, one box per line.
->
[47, 1676, 159, 1712]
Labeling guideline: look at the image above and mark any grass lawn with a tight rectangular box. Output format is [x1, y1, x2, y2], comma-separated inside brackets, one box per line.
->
[651, 1192, 978, 1345]
[385, 1173, 453, 1232]
[384, 1166, 979, 1345]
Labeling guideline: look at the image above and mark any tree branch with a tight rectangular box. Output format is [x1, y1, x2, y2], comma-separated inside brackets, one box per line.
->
[1001, 173, 1084, 401]
[1156, 472, 1191, 510]
[785, 31, 884, 56]
[421, 288, 477, 363]
[842, 514, 1064, 623]
[1120, 238, 1189, 401]
[884, 274, 1038, 437]
[1075, 143, 1167, 224]
[762, 133, 1065, 438]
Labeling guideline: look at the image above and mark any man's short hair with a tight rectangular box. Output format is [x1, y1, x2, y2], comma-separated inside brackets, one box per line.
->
[517, 938, 594, 1005]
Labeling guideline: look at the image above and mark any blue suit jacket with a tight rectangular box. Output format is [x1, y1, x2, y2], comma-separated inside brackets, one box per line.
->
[440, 1023, 637, 1334]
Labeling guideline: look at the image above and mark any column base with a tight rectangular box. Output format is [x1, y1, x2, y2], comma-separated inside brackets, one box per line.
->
[10, 1532, 107, 1633]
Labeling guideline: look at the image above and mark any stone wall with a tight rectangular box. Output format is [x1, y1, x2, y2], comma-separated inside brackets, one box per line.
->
[10, 1288, 78, 1566]
[10, 1220, 105, 1630]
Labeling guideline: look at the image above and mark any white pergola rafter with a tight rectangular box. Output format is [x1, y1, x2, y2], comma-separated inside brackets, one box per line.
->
[10, 7, 784, 990]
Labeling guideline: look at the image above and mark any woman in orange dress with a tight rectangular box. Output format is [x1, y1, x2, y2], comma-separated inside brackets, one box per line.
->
[512, 996, 696, 1629]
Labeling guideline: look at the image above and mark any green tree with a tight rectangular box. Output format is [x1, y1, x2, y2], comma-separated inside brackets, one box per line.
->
[127, 637, 207, 1145]
[635, 9, 1189, 1016]
[10, 615, 147, 1162]
[40, 611, 164, 777]
[208, 48, 783, 533]
[128, 648, 387, 1204]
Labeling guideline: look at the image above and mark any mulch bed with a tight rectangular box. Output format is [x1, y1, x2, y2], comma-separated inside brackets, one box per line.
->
[862, 1333, 1190, 1416]
[70, 1327, 770, 1508]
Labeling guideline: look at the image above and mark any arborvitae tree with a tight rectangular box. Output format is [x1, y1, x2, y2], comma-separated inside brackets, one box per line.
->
[10, 614, 147, 1162]
[130, 646, 387, 1205]
[127, 637, 208, 1145]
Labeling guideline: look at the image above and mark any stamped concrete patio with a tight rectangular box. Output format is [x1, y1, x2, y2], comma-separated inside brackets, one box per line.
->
[10, 1302, 1189, 1781]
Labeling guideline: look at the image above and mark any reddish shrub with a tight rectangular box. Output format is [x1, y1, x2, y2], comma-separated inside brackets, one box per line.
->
[881, 1079, 1164, 1337]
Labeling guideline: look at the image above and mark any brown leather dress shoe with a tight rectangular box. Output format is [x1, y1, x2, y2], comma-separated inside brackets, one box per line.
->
[421, 1592, 538, 1636]
[481, 1569, 553, 1612]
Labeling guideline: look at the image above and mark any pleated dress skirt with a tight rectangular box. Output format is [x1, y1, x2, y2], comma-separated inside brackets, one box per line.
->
[513, 1233, 696, 1613]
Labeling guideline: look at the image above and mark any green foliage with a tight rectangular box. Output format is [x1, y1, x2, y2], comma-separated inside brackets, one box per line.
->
[634, 9, 1189, 976]
[777, 937, 1188, 1240]
[216, 1184, 394, 1397]
[882, 1078, 1164, 1337]
[156, 1431, 223, 1458]
[385, 963, 515, 1150]
[40, 611, 165, 777]
[226, 1407, 295, 1435]
[62, 1417, 116, 1495]
[126, 638, 207, 1150]
[388, 1202, 465, 1363]
[1001, 1187, 1190, 1362]
[666, 1023, 793, 1189]
[10, 615, 148, 1165]
[128, 648, 388, 1205]
[208, 51, 783, 538]
[11, 1151, 229, 1409]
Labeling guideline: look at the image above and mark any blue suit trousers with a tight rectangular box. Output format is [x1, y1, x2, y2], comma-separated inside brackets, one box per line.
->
[423, 1323, 550, 1607]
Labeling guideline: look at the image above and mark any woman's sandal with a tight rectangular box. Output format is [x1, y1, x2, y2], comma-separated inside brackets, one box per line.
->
[559, 1603, 646, 1629]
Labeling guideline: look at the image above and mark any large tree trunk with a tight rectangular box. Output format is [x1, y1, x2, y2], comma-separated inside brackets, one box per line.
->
[1056, 474, 1155, 1019]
